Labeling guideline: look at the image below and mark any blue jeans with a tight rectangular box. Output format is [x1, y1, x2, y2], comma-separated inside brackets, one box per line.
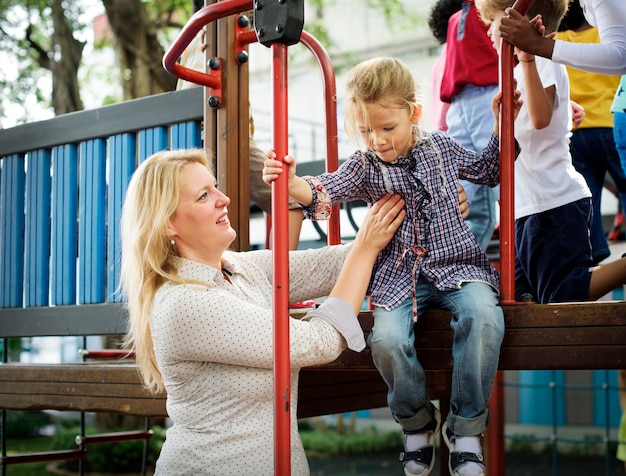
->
[461, 183, 497, 251]
[570, 126, 626, 263]
[447, 84, 500, 251]
[368, 280, 504, 437]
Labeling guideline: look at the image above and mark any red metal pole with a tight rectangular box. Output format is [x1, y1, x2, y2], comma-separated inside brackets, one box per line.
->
[499, 0, 535, 298]
[271, 43, 291, 476]
[77, 349, 135, 360]
[490, 2, 535, 474]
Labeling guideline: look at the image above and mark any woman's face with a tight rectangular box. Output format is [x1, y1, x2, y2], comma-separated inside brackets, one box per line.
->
[357, 102, 418, 163]
[167, 162, 236, 267]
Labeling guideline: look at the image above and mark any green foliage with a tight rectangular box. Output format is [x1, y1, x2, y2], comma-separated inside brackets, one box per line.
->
[3, 411, 53, 437]
[51, 424, 166, 472]
[300, 425, 402, 457]
[0, 337, 25, 360]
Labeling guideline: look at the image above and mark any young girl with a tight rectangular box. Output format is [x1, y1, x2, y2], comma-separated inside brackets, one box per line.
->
[476, 0, 626, 304]
[264, 56, 521, 476]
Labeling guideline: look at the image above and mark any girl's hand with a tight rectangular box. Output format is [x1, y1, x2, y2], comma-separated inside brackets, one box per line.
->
[262, 151, 297, 185]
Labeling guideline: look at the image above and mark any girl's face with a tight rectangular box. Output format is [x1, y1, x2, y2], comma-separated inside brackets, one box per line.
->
[357, 102, 419, 163]
[484, 9, 506, 51]
[167, 162, 236, 267]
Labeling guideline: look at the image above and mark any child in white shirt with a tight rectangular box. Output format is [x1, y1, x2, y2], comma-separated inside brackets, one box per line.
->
[476, 0, 626, 303]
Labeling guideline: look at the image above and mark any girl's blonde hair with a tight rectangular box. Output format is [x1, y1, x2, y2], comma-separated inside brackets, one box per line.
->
[476, 0, 569, 34]
[343, 56, 421, 147]
[119, 148, 211, 393]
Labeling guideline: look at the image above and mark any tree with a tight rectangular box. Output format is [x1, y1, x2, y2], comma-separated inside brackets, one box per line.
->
[0, 0, 90, 125]
[0, 0, 190, 127]
[100, 0, 188, 100]
[0, 0, 418, 127]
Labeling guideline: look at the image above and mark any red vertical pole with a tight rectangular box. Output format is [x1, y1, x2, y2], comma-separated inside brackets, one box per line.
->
[498, 19, 517, 304]
[271, 43, 291, 476]
[491, 1, 535, 474]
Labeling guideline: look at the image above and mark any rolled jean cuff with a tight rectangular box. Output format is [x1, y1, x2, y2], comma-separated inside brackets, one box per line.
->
[304, 297, 366, 352]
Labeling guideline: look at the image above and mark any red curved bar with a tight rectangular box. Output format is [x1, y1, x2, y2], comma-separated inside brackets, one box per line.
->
[162, 0, 252, 87]
[299, 31, 341, 245]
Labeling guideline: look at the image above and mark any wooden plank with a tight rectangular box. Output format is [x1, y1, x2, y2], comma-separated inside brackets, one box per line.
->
[0, 363, 144, 384]
[170, 121, 203, 149]
[0, 394, 166, 418]
[298, 370, 453, 418]
[0, 364, 167, 417]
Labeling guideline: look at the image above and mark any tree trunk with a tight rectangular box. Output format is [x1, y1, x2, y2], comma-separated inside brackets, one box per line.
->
[102, 0, 178, 99]
[51, 0, 85, 114]
[27, 0, 86, 115]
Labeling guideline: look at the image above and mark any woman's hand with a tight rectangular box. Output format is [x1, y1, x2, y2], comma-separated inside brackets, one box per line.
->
[353, 194, 406, 255]
[331, 194, 405, 314]
[458, 183, 470, 219]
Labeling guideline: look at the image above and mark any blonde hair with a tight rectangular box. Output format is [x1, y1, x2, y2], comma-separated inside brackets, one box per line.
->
[343, 56, 421, 147]
[119, 148, 212, 393]
[476, 0, 569, 34]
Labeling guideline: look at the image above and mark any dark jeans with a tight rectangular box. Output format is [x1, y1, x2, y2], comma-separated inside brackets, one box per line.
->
[570, 127, 626, 263]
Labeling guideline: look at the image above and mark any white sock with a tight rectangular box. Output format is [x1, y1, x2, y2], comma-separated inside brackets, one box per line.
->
[404, 432, 431, 474]
[406, 432, 430, 451]
[454, 435, 483, 476]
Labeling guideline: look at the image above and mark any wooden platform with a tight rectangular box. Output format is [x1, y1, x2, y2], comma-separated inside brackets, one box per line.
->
[1, 301, 624, 420]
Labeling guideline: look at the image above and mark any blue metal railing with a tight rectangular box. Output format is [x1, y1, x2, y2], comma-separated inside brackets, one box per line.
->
[0, 89, 203, 310]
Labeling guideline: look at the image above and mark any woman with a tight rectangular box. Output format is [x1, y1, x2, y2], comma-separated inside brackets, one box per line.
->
[118, 148, 405, 475]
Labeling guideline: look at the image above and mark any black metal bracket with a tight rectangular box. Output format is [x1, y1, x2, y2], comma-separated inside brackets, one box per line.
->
[253, 0, 304, 47]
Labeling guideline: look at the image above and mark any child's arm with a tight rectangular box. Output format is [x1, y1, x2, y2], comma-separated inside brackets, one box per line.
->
[491, 81, 524, 136]
[517, 50, 555, 130]
[262, 150, 314, 206]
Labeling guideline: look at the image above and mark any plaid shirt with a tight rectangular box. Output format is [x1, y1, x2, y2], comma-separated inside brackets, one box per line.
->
[302, 130, 501, 310]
